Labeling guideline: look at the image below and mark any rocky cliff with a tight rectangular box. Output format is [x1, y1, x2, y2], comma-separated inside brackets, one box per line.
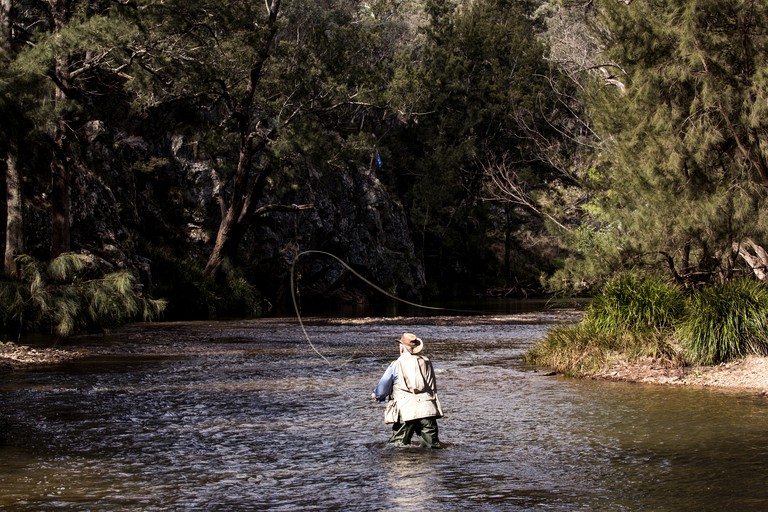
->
[24, 124, 425, 317]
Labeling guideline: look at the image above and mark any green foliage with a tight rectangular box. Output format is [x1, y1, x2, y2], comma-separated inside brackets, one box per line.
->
[386, 0, 565, 297]
[2, 0, 578, 307]
[0, 253, 166, 338]
[8, 8, 141, 130]
[529, 275, 768, 373]
[566, 0, 768, 289]
[543, 222, 625, 295]
[147, 249, 266, 320]
[676, 279, 768, 365]
[583, 273, 686, 336]
[221, 274, 267, 319]
[11, 16, 138, 76]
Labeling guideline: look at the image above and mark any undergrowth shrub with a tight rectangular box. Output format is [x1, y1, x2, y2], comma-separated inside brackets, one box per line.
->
[148, 248, 267, 320]
[0, 253, 166, 338]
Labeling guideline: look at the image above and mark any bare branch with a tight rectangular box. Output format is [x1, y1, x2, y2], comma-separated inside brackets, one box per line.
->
[479, 152, 571, 232]
[253, 203, 314, 217]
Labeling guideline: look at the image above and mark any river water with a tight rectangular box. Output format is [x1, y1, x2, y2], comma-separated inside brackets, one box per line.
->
[1, 312, 767, 511]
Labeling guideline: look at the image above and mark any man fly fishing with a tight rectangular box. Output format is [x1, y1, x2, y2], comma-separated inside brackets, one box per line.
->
[371, 333, 444, 448]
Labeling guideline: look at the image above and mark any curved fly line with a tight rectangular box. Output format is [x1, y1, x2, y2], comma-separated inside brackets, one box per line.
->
[290, 250, 448, 366]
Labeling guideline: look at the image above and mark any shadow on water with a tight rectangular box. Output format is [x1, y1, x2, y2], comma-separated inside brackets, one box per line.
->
[1, 310, 767, 511]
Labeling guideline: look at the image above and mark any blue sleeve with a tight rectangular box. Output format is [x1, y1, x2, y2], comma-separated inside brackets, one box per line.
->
[373, 361, 398, 402]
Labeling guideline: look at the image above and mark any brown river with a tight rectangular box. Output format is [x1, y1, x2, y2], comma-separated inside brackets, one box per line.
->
[1, 309, 767, 511]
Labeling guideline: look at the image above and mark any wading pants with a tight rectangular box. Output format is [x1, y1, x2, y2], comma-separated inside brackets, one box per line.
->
[389, 417, 441, 448]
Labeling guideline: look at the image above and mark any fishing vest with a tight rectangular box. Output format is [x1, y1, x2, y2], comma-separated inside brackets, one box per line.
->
[391, 352, 444, 422]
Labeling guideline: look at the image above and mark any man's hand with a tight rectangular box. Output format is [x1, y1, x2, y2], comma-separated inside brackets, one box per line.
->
[370, 393, 377, 401]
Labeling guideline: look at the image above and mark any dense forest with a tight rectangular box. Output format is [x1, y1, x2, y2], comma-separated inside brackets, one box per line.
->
[1, 0, 767, 337]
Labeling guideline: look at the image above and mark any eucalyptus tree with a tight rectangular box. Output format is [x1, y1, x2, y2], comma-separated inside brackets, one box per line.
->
[575, 0, 768, 288]
[133, 0, 419, 282]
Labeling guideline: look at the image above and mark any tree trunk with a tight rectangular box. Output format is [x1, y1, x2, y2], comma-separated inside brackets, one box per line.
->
[1, 0, 22, 276]
[204, 209, 239, 281]
[0, 0, 10, 54]
[50, 115, 71, 258]
[203, 136, 255, 281]
[47, 1, 73, 257]
[202, 0, 281, 282]
[503, 204, 512, 274]
[4, 141, 23, 277]
[732, 239, 768, 281]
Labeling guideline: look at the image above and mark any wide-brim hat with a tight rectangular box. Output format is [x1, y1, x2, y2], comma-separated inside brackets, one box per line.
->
[397, 333, 423, 354]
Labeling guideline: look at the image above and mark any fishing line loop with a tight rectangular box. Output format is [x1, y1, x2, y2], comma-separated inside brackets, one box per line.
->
[290, 250, 448, 366]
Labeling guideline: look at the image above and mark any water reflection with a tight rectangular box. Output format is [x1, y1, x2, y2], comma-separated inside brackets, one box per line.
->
[1, 315, 767, 511]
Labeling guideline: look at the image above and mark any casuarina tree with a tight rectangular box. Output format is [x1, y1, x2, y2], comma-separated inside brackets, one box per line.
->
[573, 0, 768, 289]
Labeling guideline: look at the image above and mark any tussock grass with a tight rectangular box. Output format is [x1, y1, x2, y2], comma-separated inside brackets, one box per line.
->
[584, 273, 685, 336]
[676, 279, 768, 365]
[524, 323, 616, 376]
[526, 273, 685, 375]
[528, 274, 768, 374]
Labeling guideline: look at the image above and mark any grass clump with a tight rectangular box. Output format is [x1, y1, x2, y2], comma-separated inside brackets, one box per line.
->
[528, 273, 768, 375]
[525, 323, 627, 376]
[525, 273, 685, 375]
[676, 279, 768, 365]
[525, 323, 680, 377]
[584, 273, 686, 336]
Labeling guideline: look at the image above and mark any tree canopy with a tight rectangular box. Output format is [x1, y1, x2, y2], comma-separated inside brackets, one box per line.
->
[3, 0, 768, 333]
[553, 0, 768, 291]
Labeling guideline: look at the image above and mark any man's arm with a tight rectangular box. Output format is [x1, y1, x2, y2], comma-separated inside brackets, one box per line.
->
[371, 362, 397, 401]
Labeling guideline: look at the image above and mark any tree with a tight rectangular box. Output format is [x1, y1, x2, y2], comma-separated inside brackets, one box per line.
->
[7, 0, 140, 259]
[199, 0, 284, 281]
[1, 0, 23, 277]
[134, 0, 417, 283]
[1, 108, 23, 278]
[570, 0, 768, 289]
[387, 0, 570, 296]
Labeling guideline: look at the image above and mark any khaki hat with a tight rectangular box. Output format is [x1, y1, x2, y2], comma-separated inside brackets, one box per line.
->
[397, 333, 423, 354]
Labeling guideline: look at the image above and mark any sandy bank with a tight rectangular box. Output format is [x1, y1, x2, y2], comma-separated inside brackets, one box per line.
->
[0, 344, 87, 370]
[592, 354, 768, 394]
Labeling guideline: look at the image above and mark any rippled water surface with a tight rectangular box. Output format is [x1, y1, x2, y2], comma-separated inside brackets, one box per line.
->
[1, 313, 767, 511]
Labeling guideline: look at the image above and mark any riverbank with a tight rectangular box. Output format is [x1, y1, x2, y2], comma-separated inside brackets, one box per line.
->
[0, 344, 87, 370]
[3, 339, 768, 394]
[592, 353, 768, 394]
